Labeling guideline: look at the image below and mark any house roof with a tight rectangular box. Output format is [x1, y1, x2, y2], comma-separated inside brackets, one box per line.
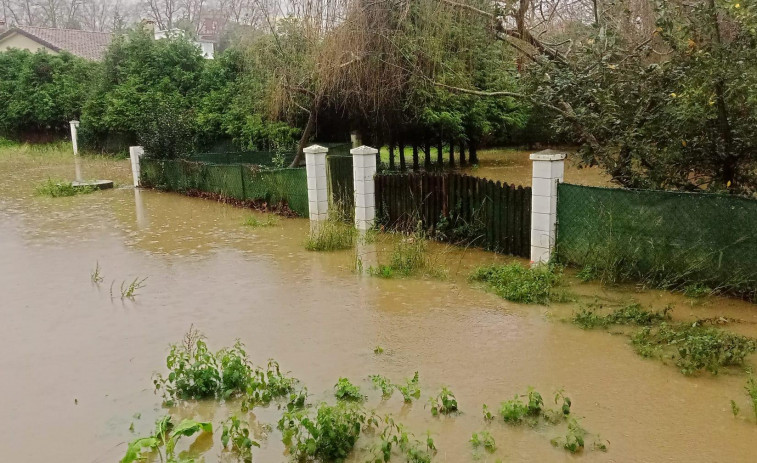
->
[0, 26, 113, 61]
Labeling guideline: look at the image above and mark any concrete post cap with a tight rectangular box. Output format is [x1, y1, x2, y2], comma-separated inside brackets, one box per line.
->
[350, 145, 379, 155]
[69, 120, 80, 127]
[529, 149, 566, 161]
[303, 144, 328, 154]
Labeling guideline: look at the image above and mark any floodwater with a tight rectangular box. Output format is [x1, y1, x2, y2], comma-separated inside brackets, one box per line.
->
[462, 148, 614, 188]
[1, 147, 756, 463]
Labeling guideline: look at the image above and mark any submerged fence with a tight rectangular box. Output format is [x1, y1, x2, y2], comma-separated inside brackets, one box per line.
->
[556, 183, 757, 296]
[375, 172, 531, 257]
[140, 158, 308, 216]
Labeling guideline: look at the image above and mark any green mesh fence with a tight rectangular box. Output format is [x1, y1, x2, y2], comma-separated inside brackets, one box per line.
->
[140, 158, 308, 216]
[188, 151, 296, 167]
[556, 183, 757, 297]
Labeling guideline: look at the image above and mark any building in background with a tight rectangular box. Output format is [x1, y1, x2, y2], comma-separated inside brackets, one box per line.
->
[0, 23, 112, 61]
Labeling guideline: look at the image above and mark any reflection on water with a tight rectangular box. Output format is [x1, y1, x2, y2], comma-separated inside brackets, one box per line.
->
[0, 151, 756, 462]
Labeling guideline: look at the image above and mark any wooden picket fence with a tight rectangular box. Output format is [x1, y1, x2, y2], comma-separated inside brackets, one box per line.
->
[375, 172, 531, 258]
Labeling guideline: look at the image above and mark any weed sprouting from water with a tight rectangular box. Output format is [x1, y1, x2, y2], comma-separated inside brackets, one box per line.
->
[374, 345, 384, 354]
[369, 374, 394, 399]
[572, 303, 672, 329]
[747, 375, 757, 422]
[243, 214, 279, 227]
[121, 415, 212, 463]
[335, 377, 365, 402]
[631, 322, 757, 375]
[370, 231, 447, 279]
[153, 328, 296, 405]
[550, 418, 586, 453]
[221, 416, 259, 463]
[470, 430, 496, 453]
[371, 416, 436, 463]
[120, 277, 147, 299]
[470, 263, 563, 304]
[35, 178, 96, 197]
[731, 399, 740, 417]
[90, 262, 103, 284]
[683, 283, 712, 298]
[278, 401, 367, 462]
[397, 372, 421, 403]
[428, 387, 459, 416]
[305, 220, 356, 251]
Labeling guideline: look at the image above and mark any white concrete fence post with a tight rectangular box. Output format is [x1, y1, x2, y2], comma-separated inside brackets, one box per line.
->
[351, 145, 378, 231]
[129, 146, 144, 187]
[530, 149, 566, 265]
[69, 120, 80, 155]
[304, 144, 329, 221]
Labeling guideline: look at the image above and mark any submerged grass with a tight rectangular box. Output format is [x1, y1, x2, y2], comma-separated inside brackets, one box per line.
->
[305, 219, 357, 251]
[572, 303, 672, 329]
[369, 231, 446, 279]
[35, 178, 96, 197]
[631, 322, 757, 375]
[470, 263, 563, 304]
[243, 214, 279, 227]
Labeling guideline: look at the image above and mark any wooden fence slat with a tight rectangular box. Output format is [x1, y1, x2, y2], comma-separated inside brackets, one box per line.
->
[399, 142, 406, 171]
[505, 184, 513, 254]
[412, 145, 419, 171]
[514, 187, 523, 255]
[522, 186, 532, 257]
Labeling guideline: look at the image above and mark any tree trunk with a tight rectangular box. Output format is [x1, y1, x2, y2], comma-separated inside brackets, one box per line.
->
[289, 103, 317, 168]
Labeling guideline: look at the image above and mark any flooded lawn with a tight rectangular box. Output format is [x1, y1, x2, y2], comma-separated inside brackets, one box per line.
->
[1, 146, 755, 462]
[462, 148, 614, 187]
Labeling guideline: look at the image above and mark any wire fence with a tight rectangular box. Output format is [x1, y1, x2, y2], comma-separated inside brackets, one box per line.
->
[140, 158, 308, 216]
[556, 183, 757, 298]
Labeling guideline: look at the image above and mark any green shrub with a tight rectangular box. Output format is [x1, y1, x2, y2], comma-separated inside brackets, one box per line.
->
[631, 322, 757, 375]
[369, 374, 394, 399]
[221, 416, 259, 463]
[572, 303, 672, 329]
[121, 415, 212, 463]
[396, 372, 421, 403]
[470, 263, 562, 304]
[746, 374, 757, 422]
[35, 179, 96, 197]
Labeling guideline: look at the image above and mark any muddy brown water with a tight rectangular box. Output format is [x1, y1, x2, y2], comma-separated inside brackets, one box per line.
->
[1, 147, 756, 462]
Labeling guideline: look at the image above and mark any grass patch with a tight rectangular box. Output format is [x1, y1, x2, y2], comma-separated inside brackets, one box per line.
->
[305, 220, 356, 251]
[369, 232, 446, 279]
[35, 178, 96, 197]
[631, 322, 757, 375]
[243, 214, 279, 227]
[572, 303, 672, 329]
[470, 263, 563, 304]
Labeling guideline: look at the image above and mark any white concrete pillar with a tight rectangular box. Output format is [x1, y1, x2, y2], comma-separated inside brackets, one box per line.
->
[305, 144, 329, 221]
[129, 146, 144, 187]
[352, 145, 378, 231]
[69, 120, 80, 156]
[530, 149, 566, 264]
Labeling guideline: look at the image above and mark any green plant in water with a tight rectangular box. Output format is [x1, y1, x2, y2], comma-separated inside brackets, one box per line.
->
[731, 399, 740, 417]
[370, 231, 446, 279]
[470, 430, 496, 453]
[305, 220, 356, 251]
[278, 402, 367, 462]
[396, 372, 421, 403]
[572, 303, 672, 329]
[369, 374, 394, 399]
[482, 404, 495, 421]
[374, 345, 384, 354]
[153, 328, 223, 402]
[428, 387, 459, 416]
[91, 262, 103, 284]
[221, 416, 260, 463]
[631, 322, 757, 375]
[334, 377, 365, 402]
[242, 360, 298, 410]
[121, 415, 212, 463]
[470, 263, 562, 304]
[371, 415, 436, 463]
[243, 214, 279, 227]
[35, 178, 96, 197]
[550, 418, 586, 453]
[747, 374, 757, 422]
[684, 283, 712, 298]
[120, 277, 147, 299]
